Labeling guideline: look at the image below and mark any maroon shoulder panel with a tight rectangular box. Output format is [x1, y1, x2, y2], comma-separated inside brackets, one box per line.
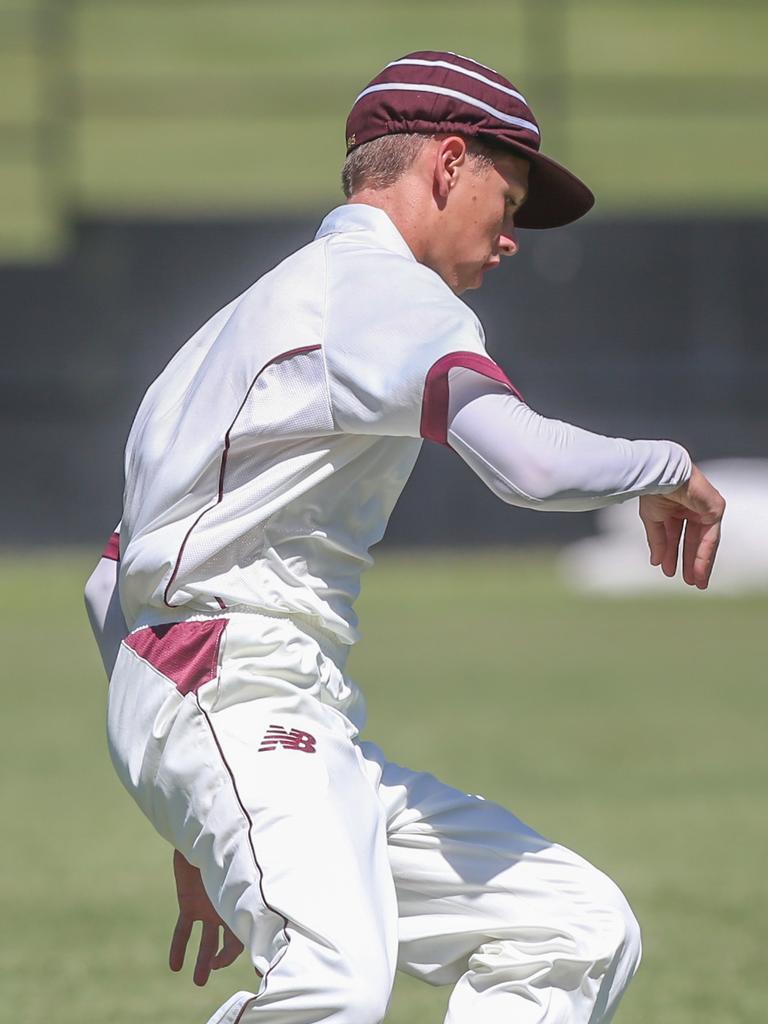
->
[420, 351, 523, 446]
[124, 618, 228, 695]
[102, 531, 120, 561]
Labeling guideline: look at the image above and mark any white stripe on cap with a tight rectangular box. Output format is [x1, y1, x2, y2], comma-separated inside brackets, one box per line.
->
[354, 82, 540, 136]
[446, 51, 502, 76]
[385, 58, 529, 106]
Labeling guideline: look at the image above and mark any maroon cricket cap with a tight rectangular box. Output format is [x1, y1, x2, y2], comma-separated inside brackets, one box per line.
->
[345, 50, 594, 229]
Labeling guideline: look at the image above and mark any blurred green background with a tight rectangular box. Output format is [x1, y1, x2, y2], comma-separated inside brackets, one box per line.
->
[2, 4, 767, 1022]
[1, 0, 767, 259]
[2, 551, 766, 1024]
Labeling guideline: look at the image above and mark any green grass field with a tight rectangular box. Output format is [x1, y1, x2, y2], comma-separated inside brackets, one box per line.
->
[1, 0, 767, 259]
[1, 548, 766, 1023]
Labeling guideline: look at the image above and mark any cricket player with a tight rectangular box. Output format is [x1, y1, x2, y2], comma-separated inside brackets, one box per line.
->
[85, 51, 725, 1024]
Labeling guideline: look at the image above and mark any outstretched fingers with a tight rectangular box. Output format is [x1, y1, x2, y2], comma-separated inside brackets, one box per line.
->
[169, 914, 243, 985]
[639, 467, 725, 589]
[641, 509, 684, 578]
[193, 920, 222, 987]
[169, 913, 193, 973]
[212, 927, 245, 971]
[662, 516, 684, 578]
[683, 518, 721, 589]
[642, 515, 668, 568]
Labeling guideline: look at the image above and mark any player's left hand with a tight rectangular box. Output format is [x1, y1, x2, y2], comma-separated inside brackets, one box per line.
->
[638, 464, 726, 590]
[169, 849, 245, 986]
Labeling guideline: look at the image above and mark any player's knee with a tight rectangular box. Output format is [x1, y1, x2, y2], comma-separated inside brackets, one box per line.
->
[343, 983, 391, 1024]
[613, 887, 642, 975]
[580, 869, 642, 975]
[331, 962, 392, 1024]
[306, 951, 392, 1024]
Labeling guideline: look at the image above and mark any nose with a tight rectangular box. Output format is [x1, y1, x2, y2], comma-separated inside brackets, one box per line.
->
[499, 228, 519, 257]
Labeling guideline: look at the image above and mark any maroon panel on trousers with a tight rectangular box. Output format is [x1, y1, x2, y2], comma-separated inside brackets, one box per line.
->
[420, 351, 523, 446]
[124, 618, 228, 695]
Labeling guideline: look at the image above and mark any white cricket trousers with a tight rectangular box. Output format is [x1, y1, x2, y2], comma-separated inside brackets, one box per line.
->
[107, 612, 641, 1024]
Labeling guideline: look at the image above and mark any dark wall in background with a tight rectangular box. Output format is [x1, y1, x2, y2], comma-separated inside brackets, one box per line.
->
[2, 215, 766, 548]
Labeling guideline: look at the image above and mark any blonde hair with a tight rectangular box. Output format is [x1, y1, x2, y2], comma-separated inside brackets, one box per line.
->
[341, 133, 496, 197]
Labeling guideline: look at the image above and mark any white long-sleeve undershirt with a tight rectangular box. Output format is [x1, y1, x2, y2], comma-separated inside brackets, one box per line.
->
[446, 367, 692, 511]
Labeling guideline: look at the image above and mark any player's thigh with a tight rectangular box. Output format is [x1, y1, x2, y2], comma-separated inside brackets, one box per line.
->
[191, 695, 398, 966]
[362, 744, 638, 986]
[110, 647, 398, 978]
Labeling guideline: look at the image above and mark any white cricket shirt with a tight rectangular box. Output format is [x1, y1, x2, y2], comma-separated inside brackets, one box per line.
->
[118, 203, 690, 645]
[119, 204, 515, 641]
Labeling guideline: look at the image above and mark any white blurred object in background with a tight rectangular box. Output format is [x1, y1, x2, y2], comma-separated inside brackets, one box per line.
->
[559, 459, 768, 595]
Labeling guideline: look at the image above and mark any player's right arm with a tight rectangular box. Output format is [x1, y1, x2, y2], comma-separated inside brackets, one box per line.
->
[169, 849, 244, 986]
[85, 538, 241, 976]
[84, 529, 128, 677]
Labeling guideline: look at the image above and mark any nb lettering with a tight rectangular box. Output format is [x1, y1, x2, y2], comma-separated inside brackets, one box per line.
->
[259, 724, 317, 754]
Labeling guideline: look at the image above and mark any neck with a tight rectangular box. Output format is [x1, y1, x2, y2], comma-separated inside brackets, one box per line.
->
[347, 187, 432, 265]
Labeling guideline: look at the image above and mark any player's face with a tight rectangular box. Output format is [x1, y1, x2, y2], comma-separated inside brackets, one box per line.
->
[437, 149, 530, 294]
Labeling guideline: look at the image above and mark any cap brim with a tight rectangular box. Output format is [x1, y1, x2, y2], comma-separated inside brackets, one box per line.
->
[500, 141, 594, 229]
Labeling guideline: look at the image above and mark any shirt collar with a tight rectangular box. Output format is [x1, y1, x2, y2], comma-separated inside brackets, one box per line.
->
[315, 203, 416, 262]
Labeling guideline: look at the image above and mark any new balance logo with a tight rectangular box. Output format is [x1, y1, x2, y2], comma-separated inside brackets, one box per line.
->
[258, 724, 317, 753]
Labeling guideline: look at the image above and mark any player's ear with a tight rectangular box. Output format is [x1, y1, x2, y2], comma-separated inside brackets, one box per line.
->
[434, 136, 469, 200]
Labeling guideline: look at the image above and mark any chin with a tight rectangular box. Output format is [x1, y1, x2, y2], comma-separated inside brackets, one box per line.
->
[450, 264, 487, 294]
[459, 273, 485, 293]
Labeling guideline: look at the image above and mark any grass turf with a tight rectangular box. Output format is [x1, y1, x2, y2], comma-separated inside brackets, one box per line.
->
[1, 547, 766, 1023]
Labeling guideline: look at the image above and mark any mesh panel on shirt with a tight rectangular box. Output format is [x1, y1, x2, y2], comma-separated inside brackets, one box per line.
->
[172, 348, 336, 591]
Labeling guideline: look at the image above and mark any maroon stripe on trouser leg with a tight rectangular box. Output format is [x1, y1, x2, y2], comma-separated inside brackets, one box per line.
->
[195, 694, 292, 1002]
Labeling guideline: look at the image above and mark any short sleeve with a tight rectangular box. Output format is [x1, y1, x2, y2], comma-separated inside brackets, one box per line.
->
[420, 353, 523, 445]
[102, 524, 121, 561]
[323, 248, 519, 440]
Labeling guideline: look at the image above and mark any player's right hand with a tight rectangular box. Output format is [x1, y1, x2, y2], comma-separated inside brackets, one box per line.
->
[169, 849, 245, 986]
[638, 464, 725, 590]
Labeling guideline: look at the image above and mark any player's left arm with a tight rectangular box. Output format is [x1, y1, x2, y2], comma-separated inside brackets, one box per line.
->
[444, 372, 725, 588]
[84, 530, 127, 677]
[638, 464, 725, 590]
[446, 376, 692, 511]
